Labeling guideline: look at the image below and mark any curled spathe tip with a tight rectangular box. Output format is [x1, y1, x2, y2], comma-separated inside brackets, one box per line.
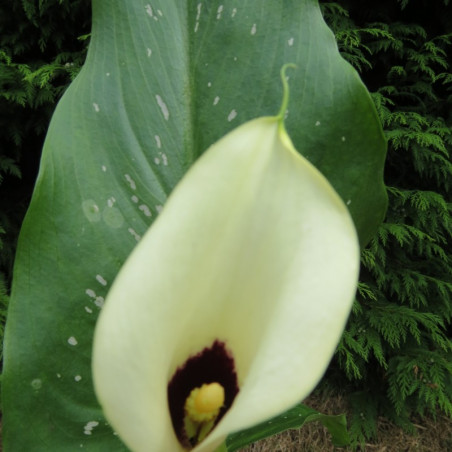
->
[277, 63, 297, 122]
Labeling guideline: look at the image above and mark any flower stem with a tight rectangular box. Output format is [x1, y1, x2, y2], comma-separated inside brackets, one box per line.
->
[213, 442, 229, 452]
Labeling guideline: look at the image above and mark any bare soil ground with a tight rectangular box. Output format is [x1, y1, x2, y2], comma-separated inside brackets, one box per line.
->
[242, 394, 452, 452]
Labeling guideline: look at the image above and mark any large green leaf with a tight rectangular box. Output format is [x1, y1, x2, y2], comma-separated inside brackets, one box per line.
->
[3, 1, 386, 450]
[226, 403, 349, 451]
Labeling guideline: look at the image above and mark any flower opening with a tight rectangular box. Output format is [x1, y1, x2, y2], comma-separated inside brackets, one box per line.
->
[167, 341, 239, 448]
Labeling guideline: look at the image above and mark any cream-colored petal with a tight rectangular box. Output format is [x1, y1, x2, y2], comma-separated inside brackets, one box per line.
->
[92, 117, 359, 452]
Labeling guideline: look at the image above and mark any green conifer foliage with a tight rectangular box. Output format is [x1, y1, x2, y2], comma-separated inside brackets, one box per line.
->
[322, 0, 452, 443]
[0, 0, 90, 285]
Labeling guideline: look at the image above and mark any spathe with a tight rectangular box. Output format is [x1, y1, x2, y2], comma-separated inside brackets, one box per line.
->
[92, 113, 360, 451]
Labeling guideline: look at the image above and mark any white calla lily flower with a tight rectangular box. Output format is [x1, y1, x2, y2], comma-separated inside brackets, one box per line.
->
[92, 68, 360, 452]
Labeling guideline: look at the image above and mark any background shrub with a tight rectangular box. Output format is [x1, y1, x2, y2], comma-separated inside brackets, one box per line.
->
[0, 0, 90, 283]
[321, 0, 452, 443]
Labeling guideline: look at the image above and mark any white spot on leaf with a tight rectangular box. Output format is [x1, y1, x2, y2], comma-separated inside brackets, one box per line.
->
[213, 96, 220, 106]
[216, 5, 224, 19]
[103, 206, 124, 228]
[147, 48, 152, 57]
[95, 297, 105, 308]
[86, 289, 96, 298]
[128, 228, 141, 242]
[156, 95, 169, 120]
[31, 379, 42, 390]
[82, 200, 101, 223]
[155, 135, 162, 148]
[84, 421, 99, 436]
[96, 275, 107, 286]
[75, 375, 82, 382]
[288, 37, 294, 46]
[231, 8, 237, 17]
[139, 205, 152, 217]
[228, 110, 237, 121]
[315, 121, 321, 126]
[251, 24, 257, 35]
[68, 336, 78, 346]
[131, 195, 139, 203]
[145, 4, 153, 17]
[93, 103, 100, 112]
[85, 306, 93, 314]
[125, 174, 137, 190]
[195, 2, 202, 30]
